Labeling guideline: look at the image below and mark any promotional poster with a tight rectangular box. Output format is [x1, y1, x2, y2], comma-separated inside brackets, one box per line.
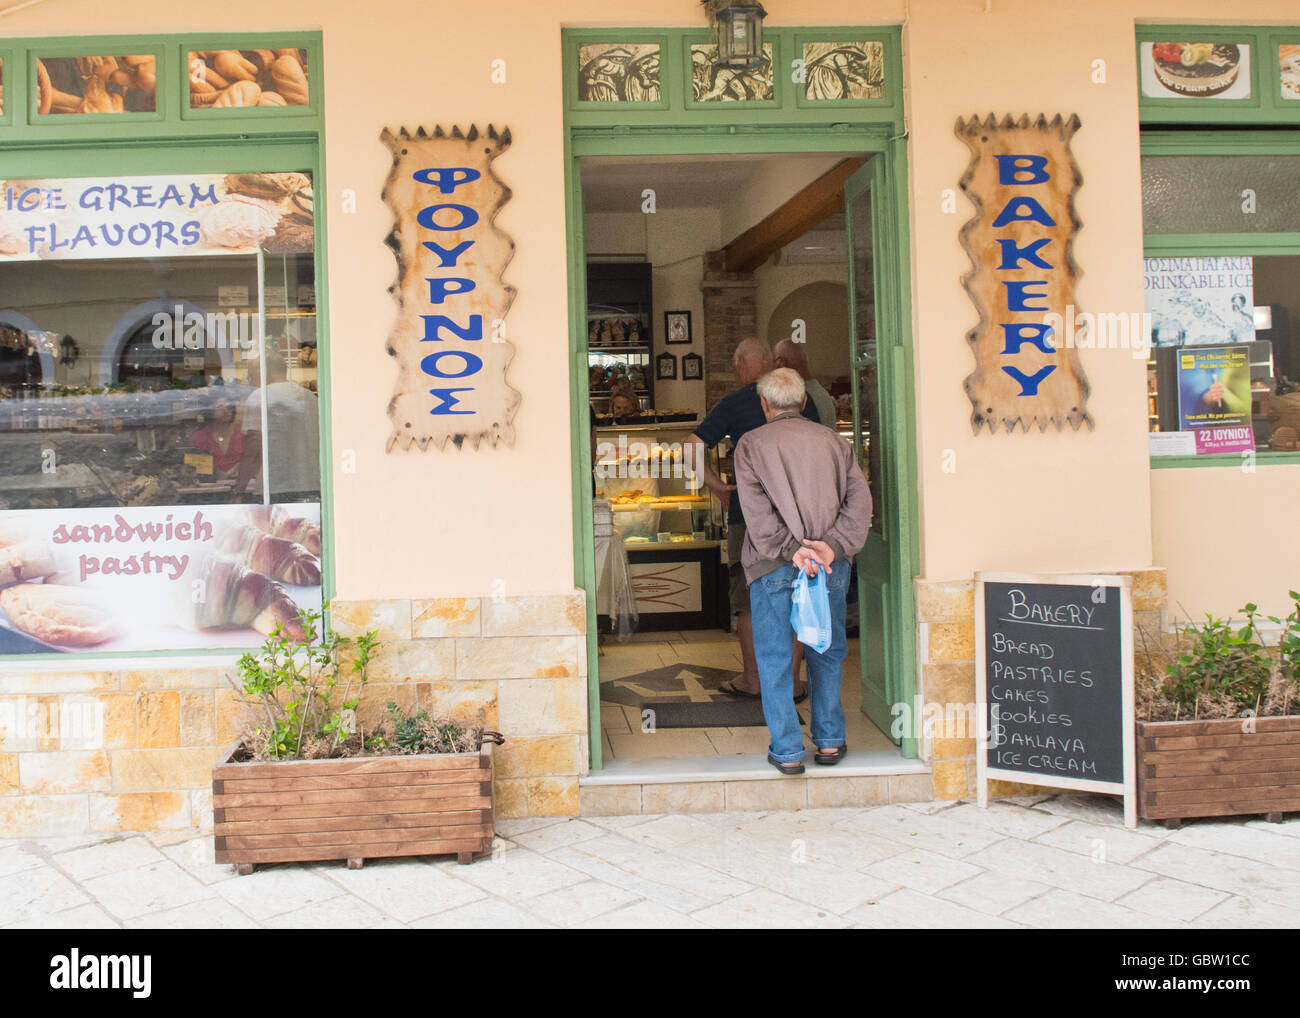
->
[1176, 345, 1256, 454]
[1144, 256, 1255, 347]
[0, 502, 321, 654]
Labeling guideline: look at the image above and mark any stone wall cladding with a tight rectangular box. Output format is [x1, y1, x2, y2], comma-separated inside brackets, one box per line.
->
[0, 591, 588, 836]
[915, 569, 1169, 801]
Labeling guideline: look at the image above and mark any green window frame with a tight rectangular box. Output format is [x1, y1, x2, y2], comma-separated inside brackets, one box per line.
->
[1142, 130, 1300, 470]
[1136, 23, 1300, 125]
[562, 25, 904, 130]
[0, 31, 335, 662]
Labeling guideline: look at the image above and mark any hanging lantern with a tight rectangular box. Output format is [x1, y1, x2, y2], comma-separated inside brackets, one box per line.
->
[709, 1, 768, 71]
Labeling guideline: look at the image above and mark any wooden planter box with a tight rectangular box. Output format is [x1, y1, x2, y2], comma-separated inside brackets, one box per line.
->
[213, 739, 498, 873]
[1136, 716, 1300, 828]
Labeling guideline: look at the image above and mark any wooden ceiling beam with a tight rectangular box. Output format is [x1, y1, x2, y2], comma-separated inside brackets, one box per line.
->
[722, 156, 868, 273]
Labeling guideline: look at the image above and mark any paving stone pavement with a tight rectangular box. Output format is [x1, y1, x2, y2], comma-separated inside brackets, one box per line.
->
[1, 793, 1297, 929]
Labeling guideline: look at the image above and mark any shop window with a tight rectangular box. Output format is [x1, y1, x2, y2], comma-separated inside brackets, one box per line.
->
[0, 169, 321, 654]
[35, 55, 158, 114]
[1142, 155, 1300, 234]
[187, 48, 310, 108]
[1141, 152, 1300, 456]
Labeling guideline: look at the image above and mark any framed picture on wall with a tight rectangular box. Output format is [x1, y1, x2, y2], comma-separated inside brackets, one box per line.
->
[656, 351, 677, 380]
[682, 352, 703, 380]
[665, 309, 692, 344]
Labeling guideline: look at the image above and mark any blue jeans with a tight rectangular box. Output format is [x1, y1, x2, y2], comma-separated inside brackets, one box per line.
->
[748, 562, 850, 764]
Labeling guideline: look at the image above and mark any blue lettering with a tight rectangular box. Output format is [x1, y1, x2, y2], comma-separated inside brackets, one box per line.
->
[189, 183, 218, 208]
[418, 203, 478, 232]
[423, 238, 475, 267]
[996, 237, 1052, 270]
[996, 154, 1050, 186]
[413, 167, 481, 193]
[429, 388, 475, 415]
[157, 184, 185, 209]
[421, 315, 483, 342]
[421, 350, 483, 378]
[992, 196, 1056, 228]
[1001, 364, 1056, 396]
[1000, 323, 1056, 354]
[425, 278, 476, 304]
[1003, 280, 1050, 311]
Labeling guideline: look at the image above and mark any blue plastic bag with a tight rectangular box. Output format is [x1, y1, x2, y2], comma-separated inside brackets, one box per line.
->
[790, 563, 833, 654]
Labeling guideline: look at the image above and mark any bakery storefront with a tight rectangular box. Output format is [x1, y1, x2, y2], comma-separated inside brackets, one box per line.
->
[0, 3, 1298, 838]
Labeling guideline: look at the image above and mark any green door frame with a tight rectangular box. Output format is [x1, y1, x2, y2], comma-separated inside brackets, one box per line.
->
[562, 27, 920, 768]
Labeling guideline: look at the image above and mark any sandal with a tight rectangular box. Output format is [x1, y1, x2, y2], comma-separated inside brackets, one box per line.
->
[767, 753, 805, 776]
[719, 679, 761, 699]
[814, 744, 848, 766]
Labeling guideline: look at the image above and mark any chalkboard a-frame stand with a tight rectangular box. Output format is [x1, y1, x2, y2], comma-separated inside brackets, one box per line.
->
[975, 572, 1137, 829]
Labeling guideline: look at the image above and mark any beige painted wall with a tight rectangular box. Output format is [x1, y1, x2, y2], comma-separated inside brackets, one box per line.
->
[1152, 466, 1300, 621]
[757, 267, 851, 382]
[4, 0, 1298, 614]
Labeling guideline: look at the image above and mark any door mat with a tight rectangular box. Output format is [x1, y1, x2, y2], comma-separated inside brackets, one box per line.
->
[599, 662, 738, 707]
[641, 699, 805, 729]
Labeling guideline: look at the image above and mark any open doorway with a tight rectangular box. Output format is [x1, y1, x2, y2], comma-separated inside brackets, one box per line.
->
[579, 151, 906, 770]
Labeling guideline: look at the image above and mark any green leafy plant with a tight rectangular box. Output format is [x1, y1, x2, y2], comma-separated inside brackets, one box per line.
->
[231, 601, 379, 760]
[1265, 590, 1300, 685]
[381, 701, 481, 756]
[1166, 603, 1274, 712]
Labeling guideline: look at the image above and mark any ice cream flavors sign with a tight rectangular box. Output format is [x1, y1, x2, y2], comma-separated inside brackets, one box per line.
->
[0, 503, 321, 654]
[0, 171, 314, 261]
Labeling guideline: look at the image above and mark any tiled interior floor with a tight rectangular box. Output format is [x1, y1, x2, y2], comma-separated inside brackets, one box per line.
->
[597, 628, 898, 761]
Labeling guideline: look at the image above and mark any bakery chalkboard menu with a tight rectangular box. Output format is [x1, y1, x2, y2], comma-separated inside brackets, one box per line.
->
[975, 572, 1137, 827]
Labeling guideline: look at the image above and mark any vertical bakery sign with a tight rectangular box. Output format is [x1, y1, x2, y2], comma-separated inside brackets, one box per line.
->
[382, 124, 521, 451]
[956, 114, 1092, 433]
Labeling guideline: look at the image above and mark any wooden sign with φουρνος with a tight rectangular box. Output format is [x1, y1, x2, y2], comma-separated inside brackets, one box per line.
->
[381, 124, 520, 451]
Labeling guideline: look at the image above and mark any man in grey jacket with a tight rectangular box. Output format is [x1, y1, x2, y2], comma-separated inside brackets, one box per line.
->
[733, 368, 873, 775]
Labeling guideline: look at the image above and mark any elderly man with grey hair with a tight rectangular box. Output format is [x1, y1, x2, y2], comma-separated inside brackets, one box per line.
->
[685, 338, 821, 703]
[733, 367, 872, 775]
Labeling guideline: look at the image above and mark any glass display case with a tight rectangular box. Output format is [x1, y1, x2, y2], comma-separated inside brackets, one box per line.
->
[594, 421, 716, 541]
[587, 261, 654, 412]
[593, 420, 729, 631]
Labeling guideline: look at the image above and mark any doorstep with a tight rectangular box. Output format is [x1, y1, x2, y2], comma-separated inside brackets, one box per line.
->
[578, 750, 932, 815]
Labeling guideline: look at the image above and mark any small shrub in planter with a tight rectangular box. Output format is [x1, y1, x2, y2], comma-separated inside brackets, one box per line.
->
[1135, 594, 1300, 827]
[213, 605, 503, 872]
